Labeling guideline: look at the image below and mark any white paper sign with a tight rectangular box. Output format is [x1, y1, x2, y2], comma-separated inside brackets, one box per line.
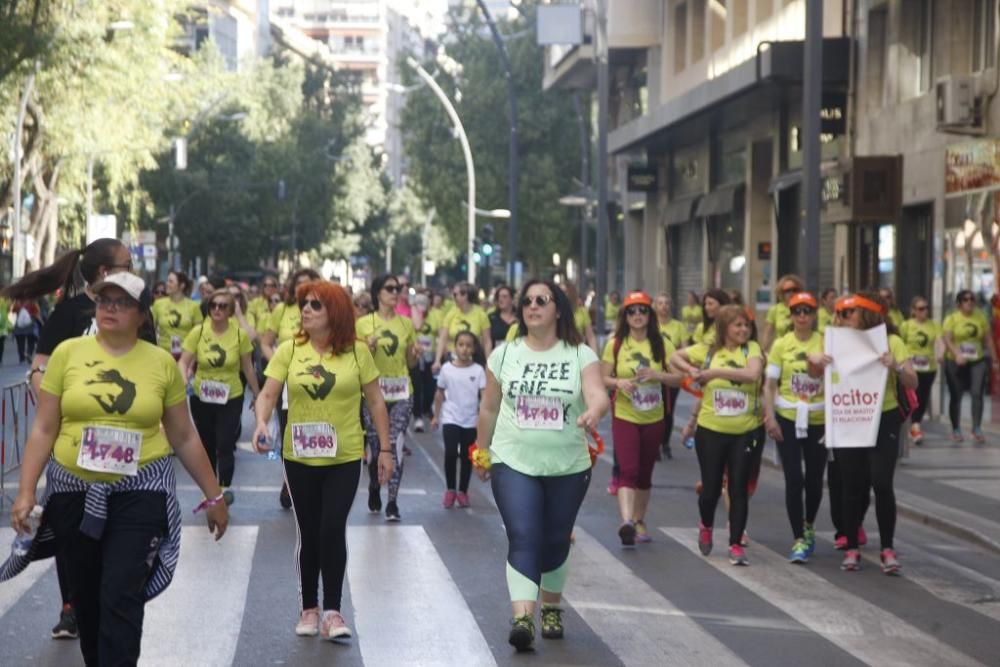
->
[824, 324, 888, 448]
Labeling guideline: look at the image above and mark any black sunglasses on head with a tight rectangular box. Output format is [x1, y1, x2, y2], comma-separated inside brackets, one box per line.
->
[838, 308, 856, 318]
[959, 296, 975, 302]
[299, 299, 324, 311]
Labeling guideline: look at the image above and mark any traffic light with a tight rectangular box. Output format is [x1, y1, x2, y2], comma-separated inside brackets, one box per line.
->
[481, 224, 494, 258]
[472, 237, 482, 265]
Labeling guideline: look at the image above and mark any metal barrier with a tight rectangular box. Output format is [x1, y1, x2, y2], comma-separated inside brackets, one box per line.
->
[0, 381, 37, 507]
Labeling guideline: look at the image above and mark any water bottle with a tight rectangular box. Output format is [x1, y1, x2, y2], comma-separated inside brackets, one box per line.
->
[684, 436, 695, 450]
[12, 505, 43, 557]
[267, 449, 278, 461]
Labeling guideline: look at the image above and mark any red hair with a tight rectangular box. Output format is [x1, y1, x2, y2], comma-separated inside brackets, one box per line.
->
[295, 280, 357, 355]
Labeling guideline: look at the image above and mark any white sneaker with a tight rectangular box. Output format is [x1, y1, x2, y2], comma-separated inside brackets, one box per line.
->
[321, 610, 352, 640]
[414, 418, 425, 433]
[295, 608, 320, 636]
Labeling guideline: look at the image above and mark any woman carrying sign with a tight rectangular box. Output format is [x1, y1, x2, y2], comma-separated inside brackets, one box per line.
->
[834, 292, 917, 574]
[475, 279, 608, 651]
[899, 296, 941, 444]
[671, 305, 763, 566]
[179, 289, 260, 505]
[253, 281, 392, 640]
[763, 293, 828, 564]
[601, 291, 681, 547]
[941, 289, 998, 443]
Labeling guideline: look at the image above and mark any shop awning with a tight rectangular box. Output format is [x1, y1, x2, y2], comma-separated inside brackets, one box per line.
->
[696, 184, 744, 217]
[662, 196, 700, 226]
[768, 171, 802, 194]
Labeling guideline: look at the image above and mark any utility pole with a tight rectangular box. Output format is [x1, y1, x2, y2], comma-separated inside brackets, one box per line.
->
[12, 64, 37, 280]
[594, 0, 610, 336]
[801, 0, 823, 290]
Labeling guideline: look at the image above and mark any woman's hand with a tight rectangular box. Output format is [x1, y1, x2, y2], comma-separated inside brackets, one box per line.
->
[432, 360, 442, 374]
[681, 420, 696, 442]
[880, 352, 895, 369]
[616, 378, 636, 394]
[764, 415, 783, 442]
[367, 336, 378, 353]
[634, 367, 655, 383]
[475, 463, 491, 482]
[251, 423, 270, 454]
[10, 491, 37, 534]
[205, 503, 229, 541]
[378, 451, 395, 486]
[577, 407, 602, 431]
[807, 353, 833, 369]
[430, 415, 440, 430]
[694, 368, 715, 384]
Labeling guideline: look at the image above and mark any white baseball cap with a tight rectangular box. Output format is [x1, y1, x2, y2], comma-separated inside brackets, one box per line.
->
[91, 272, 150, 308]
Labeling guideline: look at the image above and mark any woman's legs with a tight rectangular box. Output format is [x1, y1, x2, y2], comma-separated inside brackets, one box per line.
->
[633, 420, 664, 522]
[612, 417, 643, 523]
[15, 334, 27, 362]
[944, 360, 965, 430]
[385, 399, 412, 504]
[911, 371, 936, 424]
[457, 426, 477, 493]
[695, 427, 733, 530]
[722, 435, 752, 547]
[538, 470, 591, 603]
[213, 396, 244, 487]
[189, 397, 218, 477]
[776, 417, 806, 539]
[869, 410, 901, 550]
[802, 424, 828, 528]
[969, 360, 988, 432]
[317, 461, 361, 611]
[284, 460, 325, 610]
[442, 424, 462, 491]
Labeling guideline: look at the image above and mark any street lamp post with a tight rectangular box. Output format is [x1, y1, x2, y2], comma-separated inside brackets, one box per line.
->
[594, 0, 610, 336]
[406, 56, 477, 284]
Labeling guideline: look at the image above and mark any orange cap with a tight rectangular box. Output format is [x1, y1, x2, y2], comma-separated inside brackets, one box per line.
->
[622, 291, 652, 308]
[834, 296, 854, 313]
[788, 292, 818, 309]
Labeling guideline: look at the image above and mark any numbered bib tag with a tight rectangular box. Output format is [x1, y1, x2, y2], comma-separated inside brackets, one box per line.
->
[170, 336, 182, 356]
[77, 426, 142, 476]
[912, 355, 930, 372]
[960, 343, 978, 360]
[631, 384, 662, 411]
[713, 389, 749, 417]
[417, 335, 434, 352]
[789, 372, 822, 400]
[291, 422, 338, 459]
[379, 377, 410, 401]
[515, 396, 564, 430]
[199, 380, 230, 404]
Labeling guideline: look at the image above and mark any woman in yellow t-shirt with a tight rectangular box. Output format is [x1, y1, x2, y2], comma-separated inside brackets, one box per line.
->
[817, 287, 837, 333]
[9, 273, 227, 666]
[691, 288, 731, 346]
[762, 274, 805, 351]
[432, 281, 493, 373]
[681, 291, 702, 340]
[941, 289, 998, 443]
[654, 292, 687, 459]
[179, 290, 260, 503]
[670, 304, 762, 566]
[253, 280, 391, 641]
[899, 295, 941, 444]
[832, 292, 917, 574]
[152, 270, 203, 359]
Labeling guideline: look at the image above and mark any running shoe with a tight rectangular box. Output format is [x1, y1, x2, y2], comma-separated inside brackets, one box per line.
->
[909, 423, 923, 444]
[385, 500, 401, 522]
[634, 520, 652, 544]
[698, 521, 713, 555]
[729, 544, 749, 566]
[858, 527, 868, 547]
[834, 535, 848, 550]
[456, 492, 470, 508]
[789, 539, 809, 564]
[606, 477, 620, 496]
[540, 606, 564, 639]
[51, 607, 78, 639]
[619, 521, 636, 547]
[509, 614, 535, 652]
[803, 524, 817, 557]
[368, 484, 382, 514]
[740, 530, 750, 547]
[414, 418, 426, 433]
[952, 429, 964, 443]
[840, 549, 861, 571]
[279, 483, 292, 510]
[222, 488, 235, 506]
[442, 490, 456, 509]
[973, 429, 986, 445]
[295, 608, 320, 636]
[403, 445, 412, 456]
[320, 610, 352, 640]
[880, 548, 901, 575]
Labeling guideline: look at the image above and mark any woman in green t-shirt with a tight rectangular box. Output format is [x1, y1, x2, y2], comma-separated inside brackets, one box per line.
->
[253, 280, 391, 641]
[691, 288, 731, 346]
[151, 270, 203, 359]
[899, 295, 941, 444]
[941, 289, 999, 443]
[762, 274, 805, 351]
[476, 279, 609, 652]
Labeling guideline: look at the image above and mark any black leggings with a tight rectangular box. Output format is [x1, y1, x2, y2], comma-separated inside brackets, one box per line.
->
[835, 409, 901, 550]
[411, 362, 436, 418]
[911, 370, 936, 424]
[442, 424, 476, 492]
[944, 359, 987, 431]
[190, 394, 244, 487]
[283, 459, 361, 611]
[662, 387, 679, 450]
[775, 417, 827, 539]
[695, 426, 752, 546]
[491, 464, 590, 601]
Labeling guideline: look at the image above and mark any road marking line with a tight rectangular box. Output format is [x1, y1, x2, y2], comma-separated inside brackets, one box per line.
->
[0, 528, 54, 619]
[175, 484, 427, 495]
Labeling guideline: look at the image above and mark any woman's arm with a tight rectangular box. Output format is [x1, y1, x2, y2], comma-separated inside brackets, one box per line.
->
[584, 325, 598, 353]
[252, 378, 282, 448]
[670, 348, 698, 375]
[432, 328, 448, 372]
[10, 391, 61, 533]
[700, 357, 763, 385]
[983, 327, 999, 370]
[362, 380, 394, 485]
[761, 322, 775, 352]
[431, 387, 446, 430]
[177, 351, 196, 384]
[233, 302, 258, 342]
[475, 370, 503, 451]
[28, 353, 50, 395]
[481, 328, 493, 358]
[942, 330, 963, 362]
[897, 359, 918, 390]
[240, 353, 260, 398]
[162, 402, 228, 540]
[762, 377, 783, 441]
[578, 362, 610, 430]
[261, 331, 277, 362]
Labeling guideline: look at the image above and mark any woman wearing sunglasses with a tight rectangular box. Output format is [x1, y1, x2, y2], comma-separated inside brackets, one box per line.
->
[763, 293, 829, 564]
[762, 274, 806, 351]
[253, 281, 392, 641]
[833, 292, 917, 574]
[6, 272, 228, 665]
[178, 290, 260, 505]
[152, 271, 203, 360]
[899, 296, 941, 444]
[476, 279, 608, 651]
[941, 289, 998, 443]
[433, 281, 492, 374]
[601, 291, 681, 546]
[357, 274, 419, 521]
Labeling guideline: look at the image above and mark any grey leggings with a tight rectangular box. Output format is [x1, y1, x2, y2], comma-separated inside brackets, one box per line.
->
[944, 359, 987, 431]
[363, 398, 412, 502]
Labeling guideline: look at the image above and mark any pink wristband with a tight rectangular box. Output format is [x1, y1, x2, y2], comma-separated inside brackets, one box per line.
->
[193, 493, 225, 514]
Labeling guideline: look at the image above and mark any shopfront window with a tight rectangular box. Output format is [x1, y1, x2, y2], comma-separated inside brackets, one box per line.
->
[877, 224, 895, 288]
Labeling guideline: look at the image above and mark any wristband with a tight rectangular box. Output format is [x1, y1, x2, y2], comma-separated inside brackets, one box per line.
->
[379, 449, 393, 454]
[193, 493, 225, 514]
[468, 444, 492, 470]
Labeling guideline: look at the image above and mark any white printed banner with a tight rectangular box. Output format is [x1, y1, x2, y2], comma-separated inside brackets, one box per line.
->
[824, 324, 888, 448]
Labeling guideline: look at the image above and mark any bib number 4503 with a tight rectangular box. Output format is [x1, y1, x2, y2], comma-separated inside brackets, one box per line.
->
[291, 422, 338, 459]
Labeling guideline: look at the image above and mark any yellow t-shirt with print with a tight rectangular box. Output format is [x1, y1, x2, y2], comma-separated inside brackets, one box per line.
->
[768, 331, 825, 424]
[266, 302, 302, 344]
[899, 318, 941, 373]
[42, 337, 186, 483]
[265, 339, 379, 466]
[182, 320, 253, 401]
[818, 308, 834, 333]
[888, 309, 904, 329]
[574, 306, 592, 336]
[356, 312, 416, 400]
[681, 305, 702, 334]
[883, 334, 911, 412]
[505, 321, 520, 342]
[659, 319, 687, 350]
[415, 308, 443, 357]
[601, 335, 674, 424]
[766, 303, 793, 341]
[441, 305, 490, 350]
[686, 341, 763, 434]
[152, 297, 203, 354]
[692, 322, 716, 347]
[942, 309, 989, 362]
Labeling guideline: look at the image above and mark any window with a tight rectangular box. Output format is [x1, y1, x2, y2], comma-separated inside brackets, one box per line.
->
[973, 0, 997, 72]
[710, 0, 727, 52]
[732, 0, 748, 37]
[692, 0, 706, 62]
[674, 2, 688, 73]
[866, 6, 888, 109]
[899, 0, 933, 98]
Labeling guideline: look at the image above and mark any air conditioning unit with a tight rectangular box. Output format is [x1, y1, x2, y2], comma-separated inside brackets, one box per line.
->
[936, 75, 977, 127]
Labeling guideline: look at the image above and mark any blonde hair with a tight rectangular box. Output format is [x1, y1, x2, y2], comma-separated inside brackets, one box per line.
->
[710, 304, 751, 355]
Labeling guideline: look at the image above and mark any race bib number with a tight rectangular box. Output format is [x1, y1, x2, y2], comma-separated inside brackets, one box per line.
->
[960, 343, 978, 360]
[77, 426, 142, 476]
[291, 422, 338, 459]
[515, 396, 564, 430]
[417, 335, 434, 352]
[199, 380, 230, 404]
[379, 377, 410, 401]
[789, 372, 822, 399]
[912, 355, 930, 372]
[713, 389, 748, 417]
[170, 336, 182, 355]
[631, 384, 662, 411]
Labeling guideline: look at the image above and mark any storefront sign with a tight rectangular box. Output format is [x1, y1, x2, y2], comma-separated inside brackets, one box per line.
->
[627, 165, 658, 192]
[945, 139, 1000, 195]
[821, 156, 902, 224]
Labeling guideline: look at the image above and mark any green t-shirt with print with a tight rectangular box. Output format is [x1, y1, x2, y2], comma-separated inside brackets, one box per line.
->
[767, 331, 825, 424]
[942, 309, 989, 362]
[356, 312, 417, 400]
[601, 335, 673, 424]
[182, 320, 253, 401]
[687, 341, 763, 435]
[899, 318, 941, 373]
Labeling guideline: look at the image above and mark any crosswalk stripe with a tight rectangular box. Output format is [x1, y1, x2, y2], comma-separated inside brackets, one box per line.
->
[563, 529, 748, 666]
[140, 526, 258, 667]
[0, 528, 54, 619]
[347, 525, 495, 666]
[660, 527, 985, 667]
[175, 484, 428, 495]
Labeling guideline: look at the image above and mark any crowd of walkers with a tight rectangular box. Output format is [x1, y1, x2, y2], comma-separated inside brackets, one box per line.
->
[2, 238, 996, 662]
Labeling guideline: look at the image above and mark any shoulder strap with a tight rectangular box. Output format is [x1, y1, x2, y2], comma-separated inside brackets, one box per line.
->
[612, 335, 623, 378]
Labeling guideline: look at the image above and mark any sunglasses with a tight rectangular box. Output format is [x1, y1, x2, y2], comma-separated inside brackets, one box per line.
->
[790, 307, 815, 316]
[209, 301, 231, 311]
[453, 290, 467, 297]
[626, 305, 650, 316]
[838, 308, 856, 318]
[914, 305, 928, 311]
[383, 284, 401, 294]
[153, 289, 166, 296]
[299, 298, 324, 311]
[520, 294, 553, 308]
[95, 295, 137, 310]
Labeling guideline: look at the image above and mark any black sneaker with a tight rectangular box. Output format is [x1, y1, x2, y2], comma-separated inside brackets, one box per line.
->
[540, 606, 564, 639]
[508, 614, 535, 652]
[368, 485, 382, 514]
[51, 608, 78, 639]
[619, 521, 636, 548]
[385, 500, 401, 522]
[279, 484, 292, 510]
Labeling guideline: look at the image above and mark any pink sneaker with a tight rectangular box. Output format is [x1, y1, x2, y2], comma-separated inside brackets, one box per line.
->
[606, 478, 620, 496]
[456, 492, 470, 508]
[858, 527, 868, 547]
[698, 521, 713, 555]
[320, 610, 352, 641]
[295, 608, 320, 636]
[442, 491, 456, 509]
[728, 544, 749, 566]
[834, 535, 848, 550]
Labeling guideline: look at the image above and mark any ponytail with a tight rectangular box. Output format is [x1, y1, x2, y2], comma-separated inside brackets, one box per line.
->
[1, 238, 125, 302]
